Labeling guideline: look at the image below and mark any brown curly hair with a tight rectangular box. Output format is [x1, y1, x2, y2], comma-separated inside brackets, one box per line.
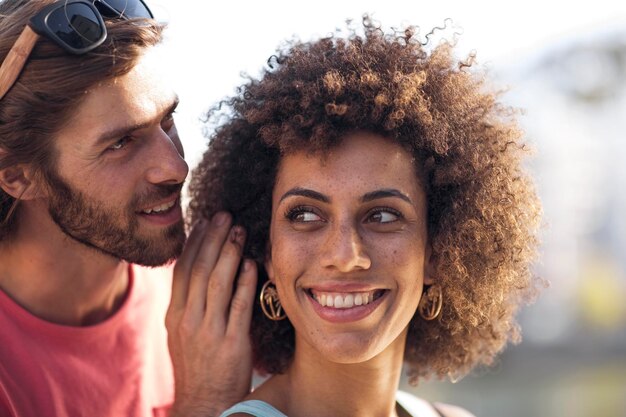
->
[188, 17, 542, 383]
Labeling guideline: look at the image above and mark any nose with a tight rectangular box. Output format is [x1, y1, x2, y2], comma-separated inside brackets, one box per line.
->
[144, 126, 188, 185]
[319, 221, 372, 272]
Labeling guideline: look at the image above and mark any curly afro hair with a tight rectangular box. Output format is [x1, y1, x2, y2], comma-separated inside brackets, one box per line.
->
[188, 17, 542, 383]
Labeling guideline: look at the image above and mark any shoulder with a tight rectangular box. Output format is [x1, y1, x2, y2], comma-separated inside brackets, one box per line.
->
[434, 402, 477, 417]
[396, 391, 476, 417]
[218, 399, 287, 417]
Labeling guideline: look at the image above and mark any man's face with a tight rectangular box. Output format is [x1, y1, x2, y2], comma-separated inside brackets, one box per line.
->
[42, 46, 189, 266]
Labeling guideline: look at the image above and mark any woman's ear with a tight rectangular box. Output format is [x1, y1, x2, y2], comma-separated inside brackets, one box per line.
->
[264, 244, 275, 283]
[423, 243, 436, 286]
[265, 255, 274, 282]
[0, 164, 39, 201]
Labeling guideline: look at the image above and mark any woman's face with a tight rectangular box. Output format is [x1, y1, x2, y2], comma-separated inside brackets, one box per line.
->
[266, 132, 433, 364]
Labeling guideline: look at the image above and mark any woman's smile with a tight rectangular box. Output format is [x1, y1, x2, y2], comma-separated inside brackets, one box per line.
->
[306, 286, 389, 323]
[309, 288, 385, 308]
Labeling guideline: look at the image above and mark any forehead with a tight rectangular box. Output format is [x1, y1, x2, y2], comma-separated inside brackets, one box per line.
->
[275, 132, 421, 194]
[57, 45, 177, 144]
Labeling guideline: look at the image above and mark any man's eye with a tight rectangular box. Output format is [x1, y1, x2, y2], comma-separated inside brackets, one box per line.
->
[163, 110, 175, 121]
[161, 111, 176, 131]
[108, 136, 132, 151]
[367, 208, 400, 224]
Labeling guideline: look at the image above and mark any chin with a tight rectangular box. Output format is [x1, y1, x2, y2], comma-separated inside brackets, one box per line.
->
[310, 334, 387, 365]
[322, 348, 385, 365]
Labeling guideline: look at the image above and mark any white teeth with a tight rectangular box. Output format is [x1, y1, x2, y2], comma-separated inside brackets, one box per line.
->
[355, 294, 363, 306]
[344, 294, 354, 308]
[312, 290, 378, 309]
[142, 200, 175, 214]
[334, 295, 344, 308]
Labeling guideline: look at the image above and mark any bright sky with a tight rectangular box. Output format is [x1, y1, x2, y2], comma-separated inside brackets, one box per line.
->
[148, 0, 626, 166]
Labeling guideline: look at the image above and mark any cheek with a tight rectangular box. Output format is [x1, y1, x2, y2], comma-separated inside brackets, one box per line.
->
[394, 246, 424, 269]
[270, 234, 311, 277]
[74, 165, 135, 194]
[373, 235, 425, 268]
[378, 242, 427, 297]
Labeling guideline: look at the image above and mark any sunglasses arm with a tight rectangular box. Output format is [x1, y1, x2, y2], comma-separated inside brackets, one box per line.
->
[0, 25, 40, 100]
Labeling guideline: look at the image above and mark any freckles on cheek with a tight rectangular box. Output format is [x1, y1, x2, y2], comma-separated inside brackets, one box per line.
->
[272, 238, 312, 284]
[282, 247, 310, 275]
[388, 246, 424, 269]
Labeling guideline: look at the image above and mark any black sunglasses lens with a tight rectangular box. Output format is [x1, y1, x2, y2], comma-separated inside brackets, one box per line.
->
[47, 3, 104, 50]
[99, 0, 153, 19]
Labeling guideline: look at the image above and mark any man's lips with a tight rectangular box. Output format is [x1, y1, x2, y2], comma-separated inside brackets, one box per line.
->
[137, 195, 179, 215]
[135, 194, 182, 227]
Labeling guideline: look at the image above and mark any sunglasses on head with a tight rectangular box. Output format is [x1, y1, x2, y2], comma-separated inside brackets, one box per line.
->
[0, 0, 153, 100]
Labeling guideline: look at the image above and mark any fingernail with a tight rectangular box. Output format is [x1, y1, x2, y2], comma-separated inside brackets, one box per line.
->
[213, 212, 228, 226]
[243, 259, 251, 271]
[230, 226, 245, 244]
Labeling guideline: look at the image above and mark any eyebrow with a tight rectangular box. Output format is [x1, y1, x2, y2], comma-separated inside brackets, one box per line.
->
[278, 187, 412, 204]
[361, 189, 412, 204]
[279, 187, 330, 203]
[93, 96, 180, 146]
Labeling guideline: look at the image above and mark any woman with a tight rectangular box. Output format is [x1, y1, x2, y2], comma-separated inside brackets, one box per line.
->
[189, 17, 542, 417]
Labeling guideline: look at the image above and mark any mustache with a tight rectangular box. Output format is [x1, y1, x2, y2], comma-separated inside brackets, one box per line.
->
[133, 183, 184, 208]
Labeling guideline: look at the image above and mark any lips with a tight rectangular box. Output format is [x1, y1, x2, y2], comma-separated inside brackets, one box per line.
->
[140, 199, 176, 214]
[304, 286, 388, 323]
[136, 195, 182, 226]
[137, 194, 179, 215]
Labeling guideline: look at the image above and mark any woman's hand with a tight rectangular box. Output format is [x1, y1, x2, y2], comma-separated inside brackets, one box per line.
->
[166, 212, 258, 417]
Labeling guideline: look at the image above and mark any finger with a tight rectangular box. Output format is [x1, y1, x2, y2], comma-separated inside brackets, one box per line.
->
[186, 212, 233, 315]
[169, 219, 210, 311]
[225, 259, 258, 338]
[202, 226, 246, 327]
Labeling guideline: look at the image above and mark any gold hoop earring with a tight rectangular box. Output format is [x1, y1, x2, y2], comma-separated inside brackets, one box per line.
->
[259, 280, 286, 321]
[418, 283, 443, 321]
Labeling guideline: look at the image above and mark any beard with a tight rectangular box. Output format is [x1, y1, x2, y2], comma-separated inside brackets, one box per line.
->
[43, 169, 186, 267]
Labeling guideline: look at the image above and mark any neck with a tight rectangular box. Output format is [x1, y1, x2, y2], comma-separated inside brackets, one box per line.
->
[0, 207, 130, 326]
[253, 330, 408, 417]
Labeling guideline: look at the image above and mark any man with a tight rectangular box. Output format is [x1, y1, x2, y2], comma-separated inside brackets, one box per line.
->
[0, 1, 255, 416]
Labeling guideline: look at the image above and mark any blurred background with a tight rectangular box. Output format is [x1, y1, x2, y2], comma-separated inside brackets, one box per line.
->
[151, 1, 626, 416]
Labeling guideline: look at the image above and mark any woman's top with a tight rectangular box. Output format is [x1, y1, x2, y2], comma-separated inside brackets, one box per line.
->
[219, 390, 445, 417]
[219, 400, 286, 417]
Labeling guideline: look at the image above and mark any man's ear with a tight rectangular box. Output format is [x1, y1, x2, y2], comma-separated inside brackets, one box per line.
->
[0, 164, 40, 201]
[423, 243, 436, 286]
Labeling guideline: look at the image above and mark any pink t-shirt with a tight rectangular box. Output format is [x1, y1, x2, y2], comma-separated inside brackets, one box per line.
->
[0, 264, 174, 417]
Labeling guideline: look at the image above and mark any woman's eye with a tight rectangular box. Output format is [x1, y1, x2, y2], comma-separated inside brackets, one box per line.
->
[286, 207, 323, 223]
[296, 211, 321, 222]
[367, 208, 400, 224]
